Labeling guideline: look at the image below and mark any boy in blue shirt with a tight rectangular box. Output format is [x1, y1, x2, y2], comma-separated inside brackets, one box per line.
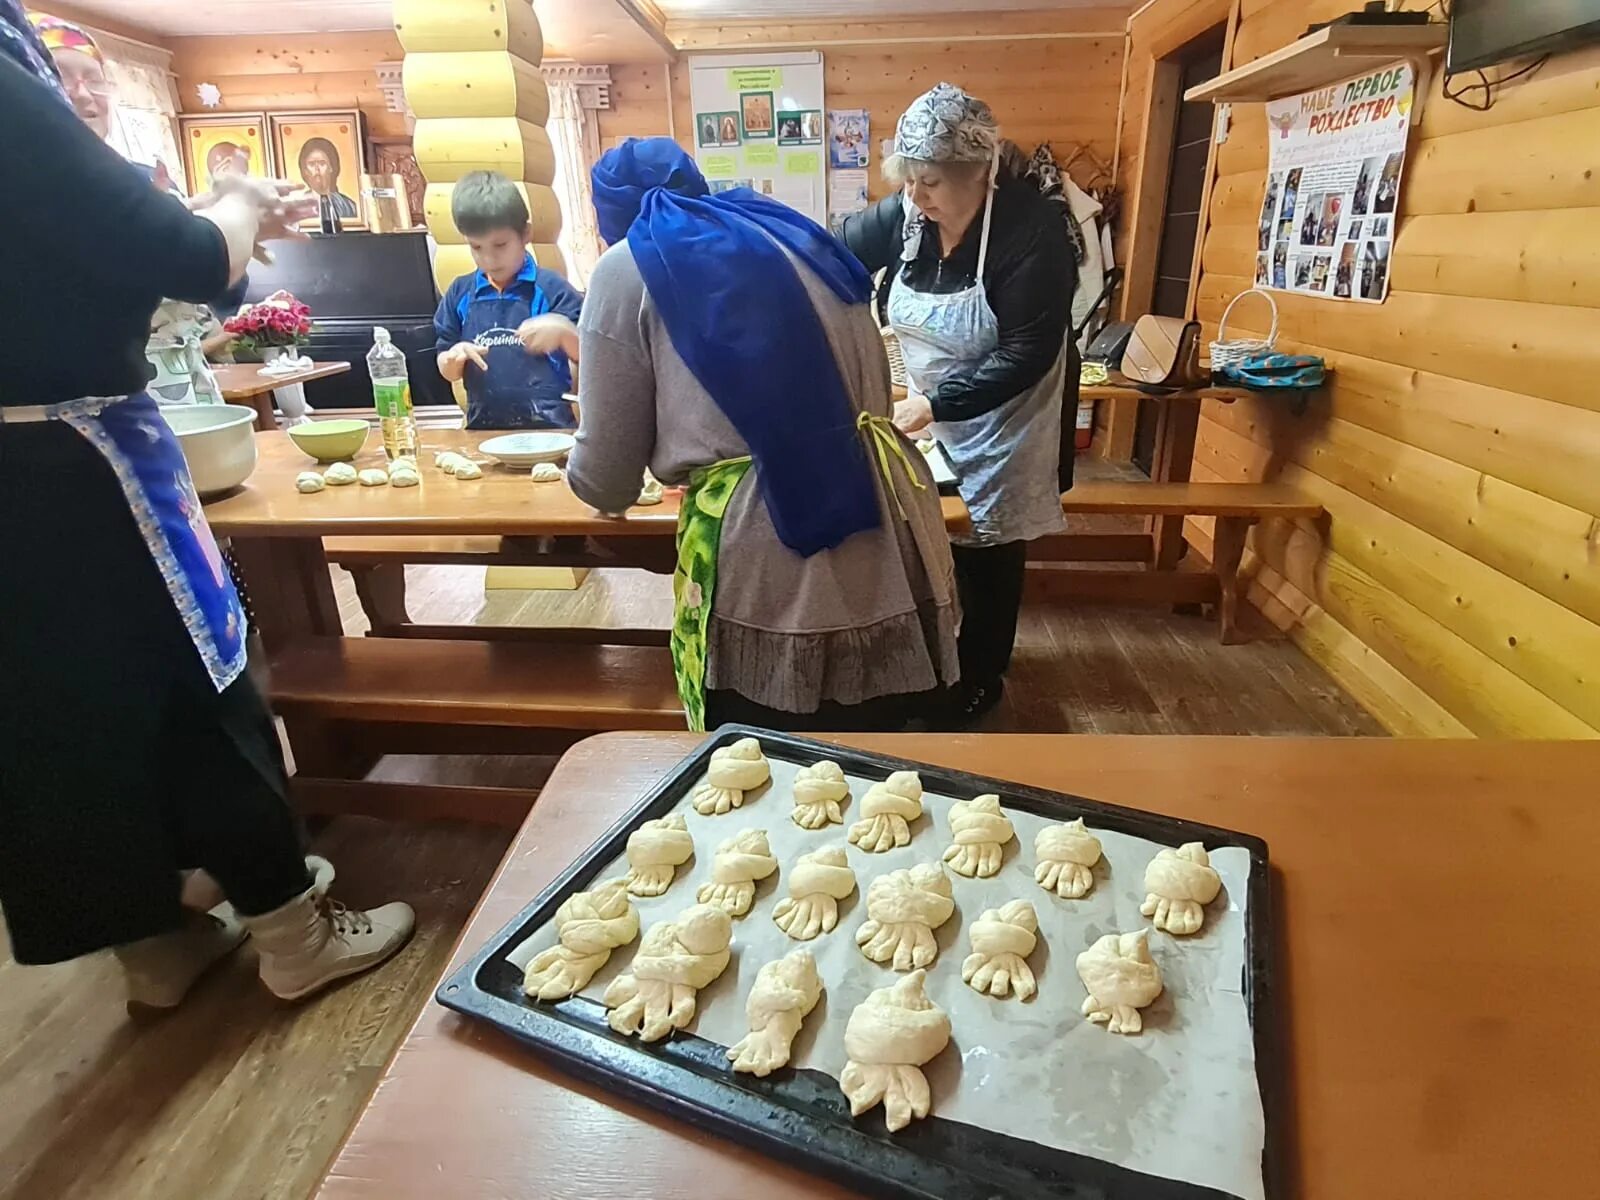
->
[435, 171, 585, 430]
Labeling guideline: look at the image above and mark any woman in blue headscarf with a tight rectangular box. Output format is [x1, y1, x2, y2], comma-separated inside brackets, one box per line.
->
[575, 138, 959, 731]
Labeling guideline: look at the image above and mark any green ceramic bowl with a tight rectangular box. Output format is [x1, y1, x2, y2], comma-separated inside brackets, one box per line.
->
[288, 419, 370, 463]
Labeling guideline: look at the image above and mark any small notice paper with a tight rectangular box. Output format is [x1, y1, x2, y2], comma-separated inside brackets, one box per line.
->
[785, 151, 821, 176]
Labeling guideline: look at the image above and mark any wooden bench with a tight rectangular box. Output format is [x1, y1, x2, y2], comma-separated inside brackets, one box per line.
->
[267, 637, 682, 826]
[324, 481, 1323, 645]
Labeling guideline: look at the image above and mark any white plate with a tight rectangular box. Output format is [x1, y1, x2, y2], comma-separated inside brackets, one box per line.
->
[477, 432, 576, 469]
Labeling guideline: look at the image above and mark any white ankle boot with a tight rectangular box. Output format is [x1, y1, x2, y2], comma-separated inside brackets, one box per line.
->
[115, 910, 247, 1012]
[241, 856, 415, 1001]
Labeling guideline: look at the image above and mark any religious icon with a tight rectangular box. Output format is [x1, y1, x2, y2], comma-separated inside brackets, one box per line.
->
[270, 110, 369, 229]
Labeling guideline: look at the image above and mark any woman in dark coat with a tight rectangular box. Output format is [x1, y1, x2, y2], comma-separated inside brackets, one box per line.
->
[0, 6, 409, 1009]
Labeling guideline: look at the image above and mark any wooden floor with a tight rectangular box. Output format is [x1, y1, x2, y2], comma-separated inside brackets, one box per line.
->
[0, 469, 1379, 1200]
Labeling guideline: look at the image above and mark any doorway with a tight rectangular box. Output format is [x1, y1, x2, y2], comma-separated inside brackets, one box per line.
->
[1133, 26, 1226, 476]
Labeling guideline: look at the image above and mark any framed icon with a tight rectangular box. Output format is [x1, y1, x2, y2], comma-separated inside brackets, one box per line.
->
[270, 109, 369, 230]
[179, 113, 271, 195]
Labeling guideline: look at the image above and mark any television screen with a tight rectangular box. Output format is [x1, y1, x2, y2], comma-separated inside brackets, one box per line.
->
[1449, 0, 1600, 72]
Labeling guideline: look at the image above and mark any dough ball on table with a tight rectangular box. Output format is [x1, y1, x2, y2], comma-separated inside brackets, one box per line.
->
[942, 794, 1015, 879]
[773, 844, 857, 942]
[855, 863, 954, 972]
[961, 899, 1040, 1001]
[530, 462, 563, 483]
[434, 450, 468, 474]
[603, 903, 732, 1042]
[390, 466, 420, 489]
[624, 813, 694, 897]
[1140, 842, 1222, 936]
[1034, 818, 1103, 900]
[696, 828, 778, 917]
[1077, 929, 1163, 1035]
[726, 949, 822, 1077]
[452, 459, 483, 480]
[358, 468, 389, 487]
[840, 969, 951, 1132]
[691, 737, 771, 816]
[791, 760, 850, 830]
[522, 878, 638, 1001]
[847, 771, 924, 854]
[295, 471, 326, 494]
[324, 462, 358, 486]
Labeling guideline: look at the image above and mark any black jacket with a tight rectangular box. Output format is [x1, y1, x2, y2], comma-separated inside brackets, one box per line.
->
[840, 177, 1077, 425]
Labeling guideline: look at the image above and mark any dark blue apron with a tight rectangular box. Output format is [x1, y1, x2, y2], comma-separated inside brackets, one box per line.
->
[1, 392, 248, 692]
[459, 277, 575, 431]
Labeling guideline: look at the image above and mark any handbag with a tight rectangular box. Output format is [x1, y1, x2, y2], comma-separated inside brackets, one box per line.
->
[1084, 320, 1134, 366]
[1119, 315, 1207, 391]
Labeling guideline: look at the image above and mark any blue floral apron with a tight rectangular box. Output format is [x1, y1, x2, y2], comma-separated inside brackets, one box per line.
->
[887, 153, 1068, 548]
[460, 279, 575, 431]
[0, 393, 248, 692]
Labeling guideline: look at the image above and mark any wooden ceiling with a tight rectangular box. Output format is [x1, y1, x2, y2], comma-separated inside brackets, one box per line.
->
[657, 0, 1111, 14]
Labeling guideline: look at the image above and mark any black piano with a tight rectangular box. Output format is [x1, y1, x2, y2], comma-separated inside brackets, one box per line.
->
[243, 231, 453, 410]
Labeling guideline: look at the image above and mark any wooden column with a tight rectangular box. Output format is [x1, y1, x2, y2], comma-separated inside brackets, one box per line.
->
[395, 0, 567, 294]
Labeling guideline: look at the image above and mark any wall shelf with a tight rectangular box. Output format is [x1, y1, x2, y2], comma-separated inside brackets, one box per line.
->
[1183, 23, 1447, 123]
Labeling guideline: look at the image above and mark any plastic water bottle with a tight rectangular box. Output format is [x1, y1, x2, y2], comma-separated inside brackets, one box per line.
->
[367, 327, 417, 461]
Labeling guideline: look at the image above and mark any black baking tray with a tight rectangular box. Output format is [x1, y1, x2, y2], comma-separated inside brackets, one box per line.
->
[436, 726, 1279, 1200]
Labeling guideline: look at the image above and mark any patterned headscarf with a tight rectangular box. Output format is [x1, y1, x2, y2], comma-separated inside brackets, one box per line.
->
[893, 82, 1000, 164]
[0, 0, 70, 107]
[28, 12, 104, 64]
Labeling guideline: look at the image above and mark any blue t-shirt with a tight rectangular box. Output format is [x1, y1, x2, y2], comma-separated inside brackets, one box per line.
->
[434, 254, 585, 431]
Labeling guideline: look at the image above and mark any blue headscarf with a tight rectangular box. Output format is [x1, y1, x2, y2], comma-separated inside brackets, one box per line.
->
[0, 0, 71, 109]
[592, 138, 881, 558]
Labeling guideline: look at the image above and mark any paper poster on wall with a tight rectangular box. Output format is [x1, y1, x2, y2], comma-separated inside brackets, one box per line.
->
[1256, 64, 1413, 304]
[697, 112, 741, 148]
[829, 109, 870, 168]
[746, 143, 780, 168]
[701, 154, 738, 179]
[785, 151, 821, 176]
[828, 168, 869, 224]
[741, 92, 775, 139]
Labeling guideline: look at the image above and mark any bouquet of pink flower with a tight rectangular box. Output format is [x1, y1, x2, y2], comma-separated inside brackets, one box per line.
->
[224, 290, 313, 354]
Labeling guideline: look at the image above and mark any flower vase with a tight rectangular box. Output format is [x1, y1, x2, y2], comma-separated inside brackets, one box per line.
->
[262, 346, 309, 422]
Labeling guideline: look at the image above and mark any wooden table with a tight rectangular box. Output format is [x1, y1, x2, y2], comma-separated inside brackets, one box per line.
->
[313, 734, 1598, 1200]
[212, 360, 352, 431]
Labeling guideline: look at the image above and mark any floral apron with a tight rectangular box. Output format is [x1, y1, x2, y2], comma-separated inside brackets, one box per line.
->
[671, 416, 926, 731]
[0, 392, 248, 692]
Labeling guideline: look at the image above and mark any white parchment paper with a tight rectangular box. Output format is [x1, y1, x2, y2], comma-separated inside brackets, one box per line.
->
[509, 752, 1266, 1200]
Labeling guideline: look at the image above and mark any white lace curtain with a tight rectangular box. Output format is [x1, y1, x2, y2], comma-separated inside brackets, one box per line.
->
[547, 80, 603, 287]
[86, 27, 184, 188]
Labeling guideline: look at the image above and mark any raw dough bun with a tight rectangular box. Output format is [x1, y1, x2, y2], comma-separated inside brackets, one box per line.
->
[624, 813, 694, 897]
[522, 878, 638, 1001]
[295, 471, 326, 494]
[855, 863, 954, 971]
[1035, 818, 1103, 900]
[726, 948, 822, 1077]
[1077, 929, 1163, 1035]
[840, 969, 951, 1132]
[636, 471, 664, 506]
[942, 794, 1015, 878]
[435, 450, 469, 474]
[604, 903, 733, 1042]
[691, 737, 771, 816]
[961, 899, 1039, 1001]
[696, 828, 778, 917]
[452, 459, 483, 480]
[791, 760, 850, 830]
[358, 468, 389, 487]
[847, 771, 923, 853]
[1140, 842, 1222, 936]
[323, 462, 358, 486]
[772, 844, 857, 941]
[389, 466, 420, 488]
[391, 455, 418, 472]
[530, 462, 562, 482]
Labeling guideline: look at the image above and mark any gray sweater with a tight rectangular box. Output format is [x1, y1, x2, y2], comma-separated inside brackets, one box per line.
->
[568, 241, 960, 713]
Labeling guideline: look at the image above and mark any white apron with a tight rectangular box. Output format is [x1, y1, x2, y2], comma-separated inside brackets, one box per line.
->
[887, 161, 1068, 548]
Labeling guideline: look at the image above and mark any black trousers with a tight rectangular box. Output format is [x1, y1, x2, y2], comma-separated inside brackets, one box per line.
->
[0, 421, 311, 964]
[705, 689, 940, 734]
[952, 540, 1030, 689]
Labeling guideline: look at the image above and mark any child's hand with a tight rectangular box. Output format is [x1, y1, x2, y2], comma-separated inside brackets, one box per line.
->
[517, 314, 579, 358]
[444, 342, 489, 372]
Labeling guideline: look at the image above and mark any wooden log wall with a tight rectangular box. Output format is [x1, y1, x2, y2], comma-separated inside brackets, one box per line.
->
[1121, 0, 1600, 739]
[168, 31, 411, 140]
[600, 8, 1134, 202]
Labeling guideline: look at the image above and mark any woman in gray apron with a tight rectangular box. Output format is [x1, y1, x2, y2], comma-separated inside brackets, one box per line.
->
[842, 83, 1077, 723]
[0, 18, 411, 1010]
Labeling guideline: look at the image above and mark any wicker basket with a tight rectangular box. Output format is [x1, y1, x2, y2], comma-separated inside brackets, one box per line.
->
[1210, 288, 1278, 371]
[881, 325, 908, 391]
